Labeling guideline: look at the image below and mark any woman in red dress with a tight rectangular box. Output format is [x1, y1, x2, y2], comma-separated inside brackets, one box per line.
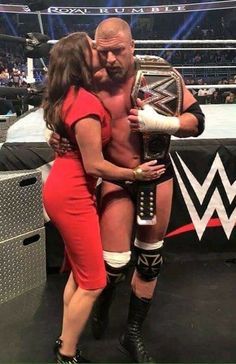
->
[42, 32, 160, 364]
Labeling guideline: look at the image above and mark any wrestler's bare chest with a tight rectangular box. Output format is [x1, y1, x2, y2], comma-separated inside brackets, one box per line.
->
[98, 80, 141, 168]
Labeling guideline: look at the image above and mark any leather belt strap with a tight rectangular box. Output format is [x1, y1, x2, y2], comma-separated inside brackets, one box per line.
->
[137, 182, 156, 225]
[132, 55, 183, 225]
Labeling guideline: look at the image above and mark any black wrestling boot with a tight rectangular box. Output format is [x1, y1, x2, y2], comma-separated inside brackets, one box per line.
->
[54, 338, 91, 363]
[92, 261, 130, 339]
[91, 284, 116, 339]
[119, 292, 156, 363]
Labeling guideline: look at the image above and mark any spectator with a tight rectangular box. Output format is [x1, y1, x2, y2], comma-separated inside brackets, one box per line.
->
[210, 90, 223, 104]
[0, 98, 15, 115]
[225, 91, 236, 104]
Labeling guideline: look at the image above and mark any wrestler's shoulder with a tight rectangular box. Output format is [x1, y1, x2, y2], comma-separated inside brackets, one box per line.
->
[135, 54, 170, 66]
[134, 55, 183, 79]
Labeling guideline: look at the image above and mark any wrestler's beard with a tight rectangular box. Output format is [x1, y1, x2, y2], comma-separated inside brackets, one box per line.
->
[106, 67, 128, 82]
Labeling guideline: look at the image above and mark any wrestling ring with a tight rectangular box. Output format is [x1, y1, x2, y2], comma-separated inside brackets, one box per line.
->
[0, 28, 236, 363]
[0, 34, 235, 254]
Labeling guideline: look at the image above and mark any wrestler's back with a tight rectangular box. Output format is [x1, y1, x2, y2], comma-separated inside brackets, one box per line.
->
[98, 77, 142, 169]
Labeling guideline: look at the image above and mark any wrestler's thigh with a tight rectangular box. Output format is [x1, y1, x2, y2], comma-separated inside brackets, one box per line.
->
[99, 181, 135, 252]
[136, 178, 173, 243]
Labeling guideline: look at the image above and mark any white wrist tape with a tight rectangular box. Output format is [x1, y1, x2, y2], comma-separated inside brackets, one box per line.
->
[137, 104, 180, 135]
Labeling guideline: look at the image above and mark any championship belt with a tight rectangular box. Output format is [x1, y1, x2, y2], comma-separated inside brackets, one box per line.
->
[131, 55, 183, 225]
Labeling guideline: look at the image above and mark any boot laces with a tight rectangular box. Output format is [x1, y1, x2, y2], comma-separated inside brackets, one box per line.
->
[57, 355, 79, 364]
[128, 327, 152, 361]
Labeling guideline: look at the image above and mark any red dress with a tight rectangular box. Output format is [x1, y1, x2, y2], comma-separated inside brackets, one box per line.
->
[43, 87, 111, 289]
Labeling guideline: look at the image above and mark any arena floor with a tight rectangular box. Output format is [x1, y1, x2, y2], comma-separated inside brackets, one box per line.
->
[1, 253, 236, 363]
[173, 104, 236, 140]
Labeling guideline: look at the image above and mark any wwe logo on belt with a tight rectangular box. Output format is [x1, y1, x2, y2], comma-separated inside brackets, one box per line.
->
[171, 152, 236, 240]
[132, 55, 183, 116]
[139, 76, 178, 116]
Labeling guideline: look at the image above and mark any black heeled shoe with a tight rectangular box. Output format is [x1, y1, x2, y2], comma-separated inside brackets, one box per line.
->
[54, 338, 91, 363]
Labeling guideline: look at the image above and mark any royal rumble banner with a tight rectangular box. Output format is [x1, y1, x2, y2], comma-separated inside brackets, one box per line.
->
[166, 138, 236, 254]
[0, 1, 236, 15]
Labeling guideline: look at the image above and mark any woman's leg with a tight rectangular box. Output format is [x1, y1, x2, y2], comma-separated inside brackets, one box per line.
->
[59, 272, 77, 342]
[59, 273, 102, 357]
[52, 194, 107, 358]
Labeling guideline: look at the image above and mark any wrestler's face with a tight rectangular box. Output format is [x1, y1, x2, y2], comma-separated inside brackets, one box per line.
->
[95, 31, 135, 82]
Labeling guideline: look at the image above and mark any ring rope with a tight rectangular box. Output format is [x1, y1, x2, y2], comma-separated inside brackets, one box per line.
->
[175, 65, 236, 69]
[48, 39, 236, 45]
[32, 66, 236, 71]
[135, 47, 236, 51]
[187, 84, 236, 89]
[135, 39, 236, 44]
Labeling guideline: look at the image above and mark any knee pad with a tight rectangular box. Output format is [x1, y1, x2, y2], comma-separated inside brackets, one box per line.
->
[103, 250, 131, 286]
[134, 239, 164, 281]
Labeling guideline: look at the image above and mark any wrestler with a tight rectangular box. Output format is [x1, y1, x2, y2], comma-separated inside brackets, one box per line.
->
[42, 31, 163, 364]
[49, 18, 205, 363]
[92, 18, 204, 363]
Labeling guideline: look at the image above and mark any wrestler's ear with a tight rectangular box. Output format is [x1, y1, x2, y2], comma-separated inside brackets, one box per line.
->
[91, 40, 97, 49]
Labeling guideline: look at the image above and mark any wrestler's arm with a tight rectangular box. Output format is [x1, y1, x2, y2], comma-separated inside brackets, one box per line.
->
[174, 83, 200, 138]
[128, 75, 204, 138]
[75, 117, 164, 181]
[166, 71, 205, 137]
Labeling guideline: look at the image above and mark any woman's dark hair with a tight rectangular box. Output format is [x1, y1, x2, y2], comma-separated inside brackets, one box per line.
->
[42, 32, 93, 133]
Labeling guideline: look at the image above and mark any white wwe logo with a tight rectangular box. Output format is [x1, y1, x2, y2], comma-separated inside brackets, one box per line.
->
[171, 152, 236, 240]
[139, 75, 178, 115]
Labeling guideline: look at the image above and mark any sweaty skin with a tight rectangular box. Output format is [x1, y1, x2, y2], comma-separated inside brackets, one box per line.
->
[93, 29, 141, 169]
[95, 72, 197, 169]
[97, 77, 141, 169]
[93, 18, 199, 290]
[91, 19, 204, 364]
[93, 24, 198, 169]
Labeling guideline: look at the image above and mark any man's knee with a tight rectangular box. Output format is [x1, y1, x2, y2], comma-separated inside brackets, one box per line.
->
[103, 250, 131, 285]
[134, 239, 164, 281]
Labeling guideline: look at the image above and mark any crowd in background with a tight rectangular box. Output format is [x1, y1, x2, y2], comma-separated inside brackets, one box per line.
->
[186, 77, 236, 104]
[0, 12, 236, 115]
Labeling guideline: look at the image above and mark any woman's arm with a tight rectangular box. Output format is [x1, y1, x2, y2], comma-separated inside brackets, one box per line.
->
[75, 116, 165, 181]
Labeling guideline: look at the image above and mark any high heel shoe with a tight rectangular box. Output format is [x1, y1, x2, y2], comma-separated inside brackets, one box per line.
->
[54, 338, 91, 363]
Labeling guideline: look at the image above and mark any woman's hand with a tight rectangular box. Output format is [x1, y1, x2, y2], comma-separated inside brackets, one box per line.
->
[133, 160, 166, 181]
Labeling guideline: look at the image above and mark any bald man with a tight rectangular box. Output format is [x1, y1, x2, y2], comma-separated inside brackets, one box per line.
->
[92, 18, 204, 363]
[50, 18, 205, 363]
